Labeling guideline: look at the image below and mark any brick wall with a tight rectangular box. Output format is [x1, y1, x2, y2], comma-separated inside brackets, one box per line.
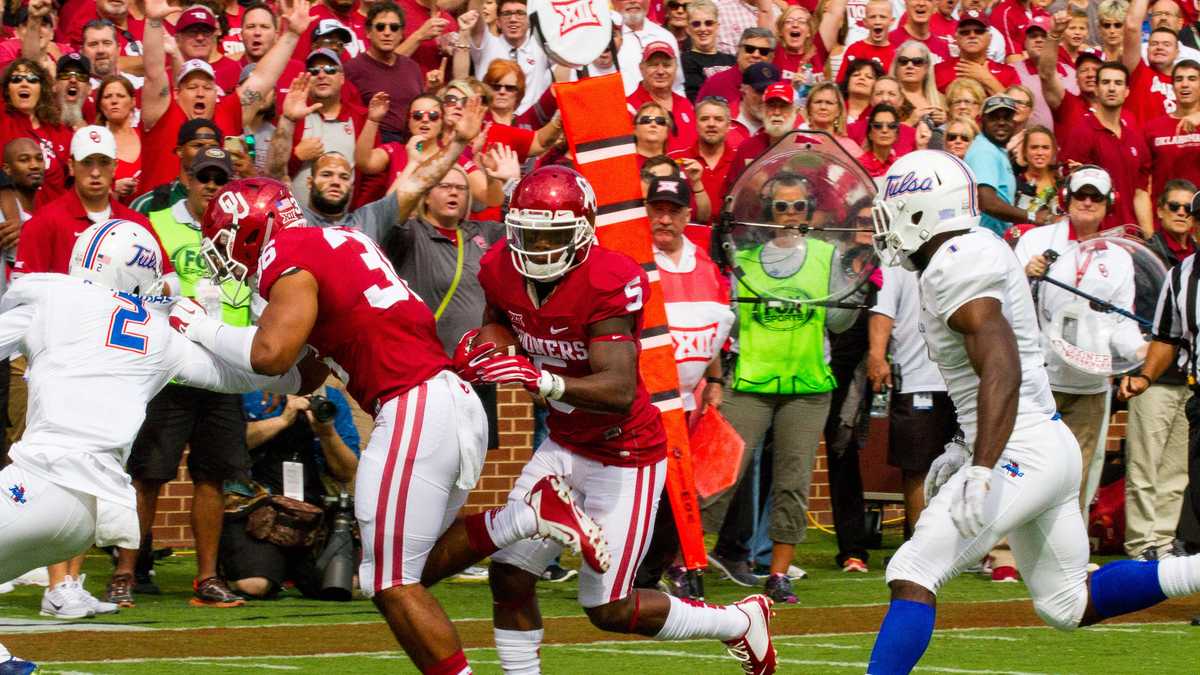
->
[149, 391, 1129, 547]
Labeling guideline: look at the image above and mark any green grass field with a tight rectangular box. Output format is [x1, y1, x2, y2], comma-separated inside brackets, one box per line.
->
[4, 531, 1200, 674]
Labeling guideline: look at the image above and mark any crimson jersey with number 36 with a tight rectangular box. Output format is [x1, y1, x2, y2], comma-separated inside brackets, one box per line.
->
[257, 226, 450, 411]
[479, 241, 667, 467]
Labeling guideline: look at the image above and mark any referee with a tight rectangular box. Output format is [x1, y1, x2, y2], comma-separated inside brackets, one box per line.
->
[1119, 189, 1200, 564]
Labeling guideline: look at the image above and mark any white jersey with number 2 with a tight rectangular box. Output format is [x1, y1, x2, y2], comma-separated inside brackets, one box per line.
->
[0, 274, 298, 508]
[917, 229, 1056, 447]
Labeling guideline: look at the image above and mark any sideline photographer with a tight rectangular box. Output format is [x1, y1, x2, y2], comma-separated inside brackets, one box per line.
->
[219, 389, 361, 600]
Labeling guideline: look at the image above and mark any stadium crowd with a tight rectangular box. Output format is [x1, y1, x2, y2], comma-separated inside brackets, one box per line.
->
[0, 0, 1198, 625]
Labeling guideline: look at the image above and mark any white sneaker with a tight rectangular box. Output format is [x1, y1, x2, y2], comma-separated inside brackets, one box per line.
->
[40, 580, 95, 619]
[74, 575, 118, 615]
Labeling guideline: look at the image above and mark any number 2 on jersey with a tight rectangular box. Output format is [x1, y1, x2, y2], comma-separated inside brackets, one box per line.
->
[320, 228, 419, 309]
[106, 291, 149, 354]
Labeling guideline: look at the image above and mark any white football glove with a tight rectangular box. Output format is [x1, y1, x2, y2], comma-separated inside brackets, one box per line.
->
[168, 297, 220, 345]
[951, 465, 993, 540]
[924, 438, 969, 502]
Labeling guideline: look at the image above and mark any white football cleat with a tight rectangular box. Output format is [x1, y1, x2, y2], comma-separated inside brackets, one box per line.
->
[40, 580, 95, 619]
[724, 594, 777, 675]
[525, 475, 610, 573]
[75, 575, 119, 615]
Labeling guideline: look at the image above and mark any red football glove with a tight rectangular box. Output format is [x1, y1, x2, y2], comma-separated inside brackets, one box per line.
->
[476, 354, 541, 392]
[452, 329, 497, 383]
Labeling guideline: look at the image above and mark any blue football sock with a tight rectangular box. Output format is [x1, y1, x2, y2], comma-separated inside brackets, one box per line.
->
[866, 599, 935, 675]
[1090, 559, 1167, 619]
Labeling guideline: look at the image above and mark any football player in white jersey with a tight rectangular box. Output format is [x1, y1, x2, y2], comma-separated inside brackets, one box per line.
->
[865, 150, 1200, 674]
[0, 220, 304, 674]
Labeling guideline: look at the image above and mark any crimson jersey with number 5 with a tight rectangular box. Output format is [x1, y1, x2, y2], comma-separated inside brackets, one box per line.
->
[478, 241, 667, 467]
[257, 226, 451, 411]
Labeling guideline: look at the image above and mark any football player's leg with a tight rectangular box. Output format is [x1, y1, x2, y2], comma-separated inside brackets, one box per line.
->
[490, 539, 562, 674]
[356, 381, 470, 673]
[0, 464, 97, 583]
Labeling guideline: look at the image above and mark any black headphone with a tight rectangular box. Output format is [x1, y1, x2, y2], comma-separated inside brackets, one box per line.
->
[760, 172, 817, 221]
[1060, 164, 1113, 209]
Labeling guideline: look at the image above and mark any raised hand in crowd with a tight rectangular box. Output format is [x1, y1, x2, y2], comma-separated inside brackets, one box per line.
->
[367, 92, 392, 124]
[426, 58, 447, 92]
[283, 73, 323, 122]
[479, 143, 521, 183]
[457, 10, 479, 34]
[144, 0, 182, 21]
[416, 16, 451, 42]
[454, 96, 486, 143]
[282, 0, 316, 38]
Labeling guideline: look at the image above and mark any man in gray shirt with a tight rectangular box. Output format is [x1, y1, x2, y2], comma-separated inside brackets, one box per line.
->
[300, 151, 401, 240]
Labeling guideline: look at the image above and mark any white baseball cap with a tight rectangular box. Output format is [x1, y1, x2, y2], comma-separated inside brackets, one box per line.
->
[71, 125, 116, 161]
[1067, 165, 1113, 198]
[176, 59, 216, 85]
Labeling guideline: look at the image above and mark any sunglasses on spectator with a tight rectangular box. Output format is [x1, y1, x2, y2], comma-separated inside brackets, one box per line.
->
[8, 73, 40, 84]
[308, 65, 340, 75]
[373, 22, 402, 32]
[491, 83, 520, 93]
[668, 1, 690, 9]
[499, 9, 527, 17]
[1070, 191, 1106, 203]
[192, 170, 230, 186]
[895, 56, 927, 67]
[742, 44, 773, 56]
[638, 115, 668, 126]
[442, 93, 466, 106]
[773, 200, 810, 213]
[871, 121, 899, 130]
[1100, 21, 1123, 28]
[412, 110, 441, 121]
[691, 19, 716, 27]
[1165, 201, 1194, 215]
[957, 27, 986, 35]
[57, 71, 88, 82]
[945, 132, 971, 142]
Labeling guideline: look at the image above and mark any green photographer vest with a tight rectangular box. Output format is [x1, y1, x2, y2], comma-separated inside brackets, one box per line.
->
[148, 206, 252, 327]
[733, 239, 837, 395]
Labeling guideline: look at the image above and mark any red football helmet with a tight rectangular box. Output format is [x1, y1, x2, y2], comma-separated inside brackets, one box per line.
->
[505, 165, 598, 280]
[201, 178, 308, 284]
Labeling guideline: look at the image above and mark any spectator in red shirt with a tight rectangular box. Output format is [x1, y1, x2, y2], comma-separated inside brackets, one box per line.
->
[1041, 14, 1103, 133]
[395, 0, 455, 74]
[1143, 60, 1200, 222]
[889, 0, 951, 62]
[240, 3, 282, 65]
[1122, 4, 1181, 125]
[990, 0, 1050, 56]
[297, 0, 369, 58]
[847, 75, 919, 152]
[59, 0, 145, 52]
[1097, 0, 1128, 62]
[935, 11, 1020, 94]
[480, 60, 560, 155]
[836, 0, 897, 82]
[841, 57, 885, 124]
[627, 41, 698, 154]
[1058, 61, 1154, 234]
[80, 18, 139, 89]
[634, 100, 672, 164]
[772, 1, 844, 83]
[343, 2, 424, 143]
[0, 59, 74, 206]
[801, 81, 862, 154]
[725, 82, 802, 187]
[1009, 16, 1066, 129]
[891, 40, 946, 125]
[14, 125, 171, 284]
[857, 102, 902, 176]
[696, 27, 776, 119]
[174, 5, 241, 94]
[55, 54, 93, 129]
[669, 96, 737, 228]
[96, 75, 141, 203]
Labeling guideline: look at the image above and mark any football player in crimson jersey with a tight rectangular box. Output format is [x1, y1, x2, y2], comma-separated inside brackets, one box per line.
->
[416, 166, 778, 675]
[167, 100, 607, 675]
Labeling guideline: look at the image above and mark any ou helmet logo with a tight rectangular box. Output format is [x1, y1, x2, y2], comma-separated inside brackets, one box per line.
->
[217, 191, 250, 223]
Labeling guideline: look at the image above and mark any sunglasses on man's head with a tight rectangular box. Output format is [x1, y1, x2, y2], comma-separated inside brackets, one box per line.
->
[638, 115, 668, 126]
[308, 64, 340, 75]
[871, 121, 899, 130]
[690, 19, 716, 27]
[895, 56, 927, 67]
[773, 200, 810, 213]
[373, 21, 402, 32]
[412, 110, 441, 121]
[742, 44, 773, 56]
[1165, 201, 1195, 215]
[8, 74, 39, 84]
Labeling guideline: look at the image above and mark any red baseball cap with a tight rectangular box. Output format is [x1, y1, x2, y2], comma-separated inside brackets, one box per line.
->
[1024, 15, 1053, 35]
[957, 9, 987, 30]
[642, 41, 675, 60]
[763, 82, 793, 105]
[176, 5, 218, 32]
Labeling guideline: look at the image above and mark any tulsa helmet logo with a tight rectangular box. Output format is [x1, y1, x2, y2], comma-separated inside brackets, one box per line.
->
[884, 171, 934, 200]
[552, 0, 602, 36]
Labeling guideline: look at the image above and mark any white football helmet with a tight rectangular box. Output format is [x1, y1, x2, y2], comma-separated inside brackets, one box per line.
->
[69, 219, 165, 295]
[872, 150, 980, 270]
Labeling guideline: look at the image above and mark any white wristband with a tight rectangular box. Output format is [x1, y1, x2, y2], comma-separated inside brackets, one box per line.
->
[536, 370, 565, 400]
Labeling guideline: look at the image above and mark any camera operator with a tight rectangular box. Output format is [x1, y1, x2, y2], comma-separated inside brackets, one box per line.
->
[219, 389, 360, 600]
